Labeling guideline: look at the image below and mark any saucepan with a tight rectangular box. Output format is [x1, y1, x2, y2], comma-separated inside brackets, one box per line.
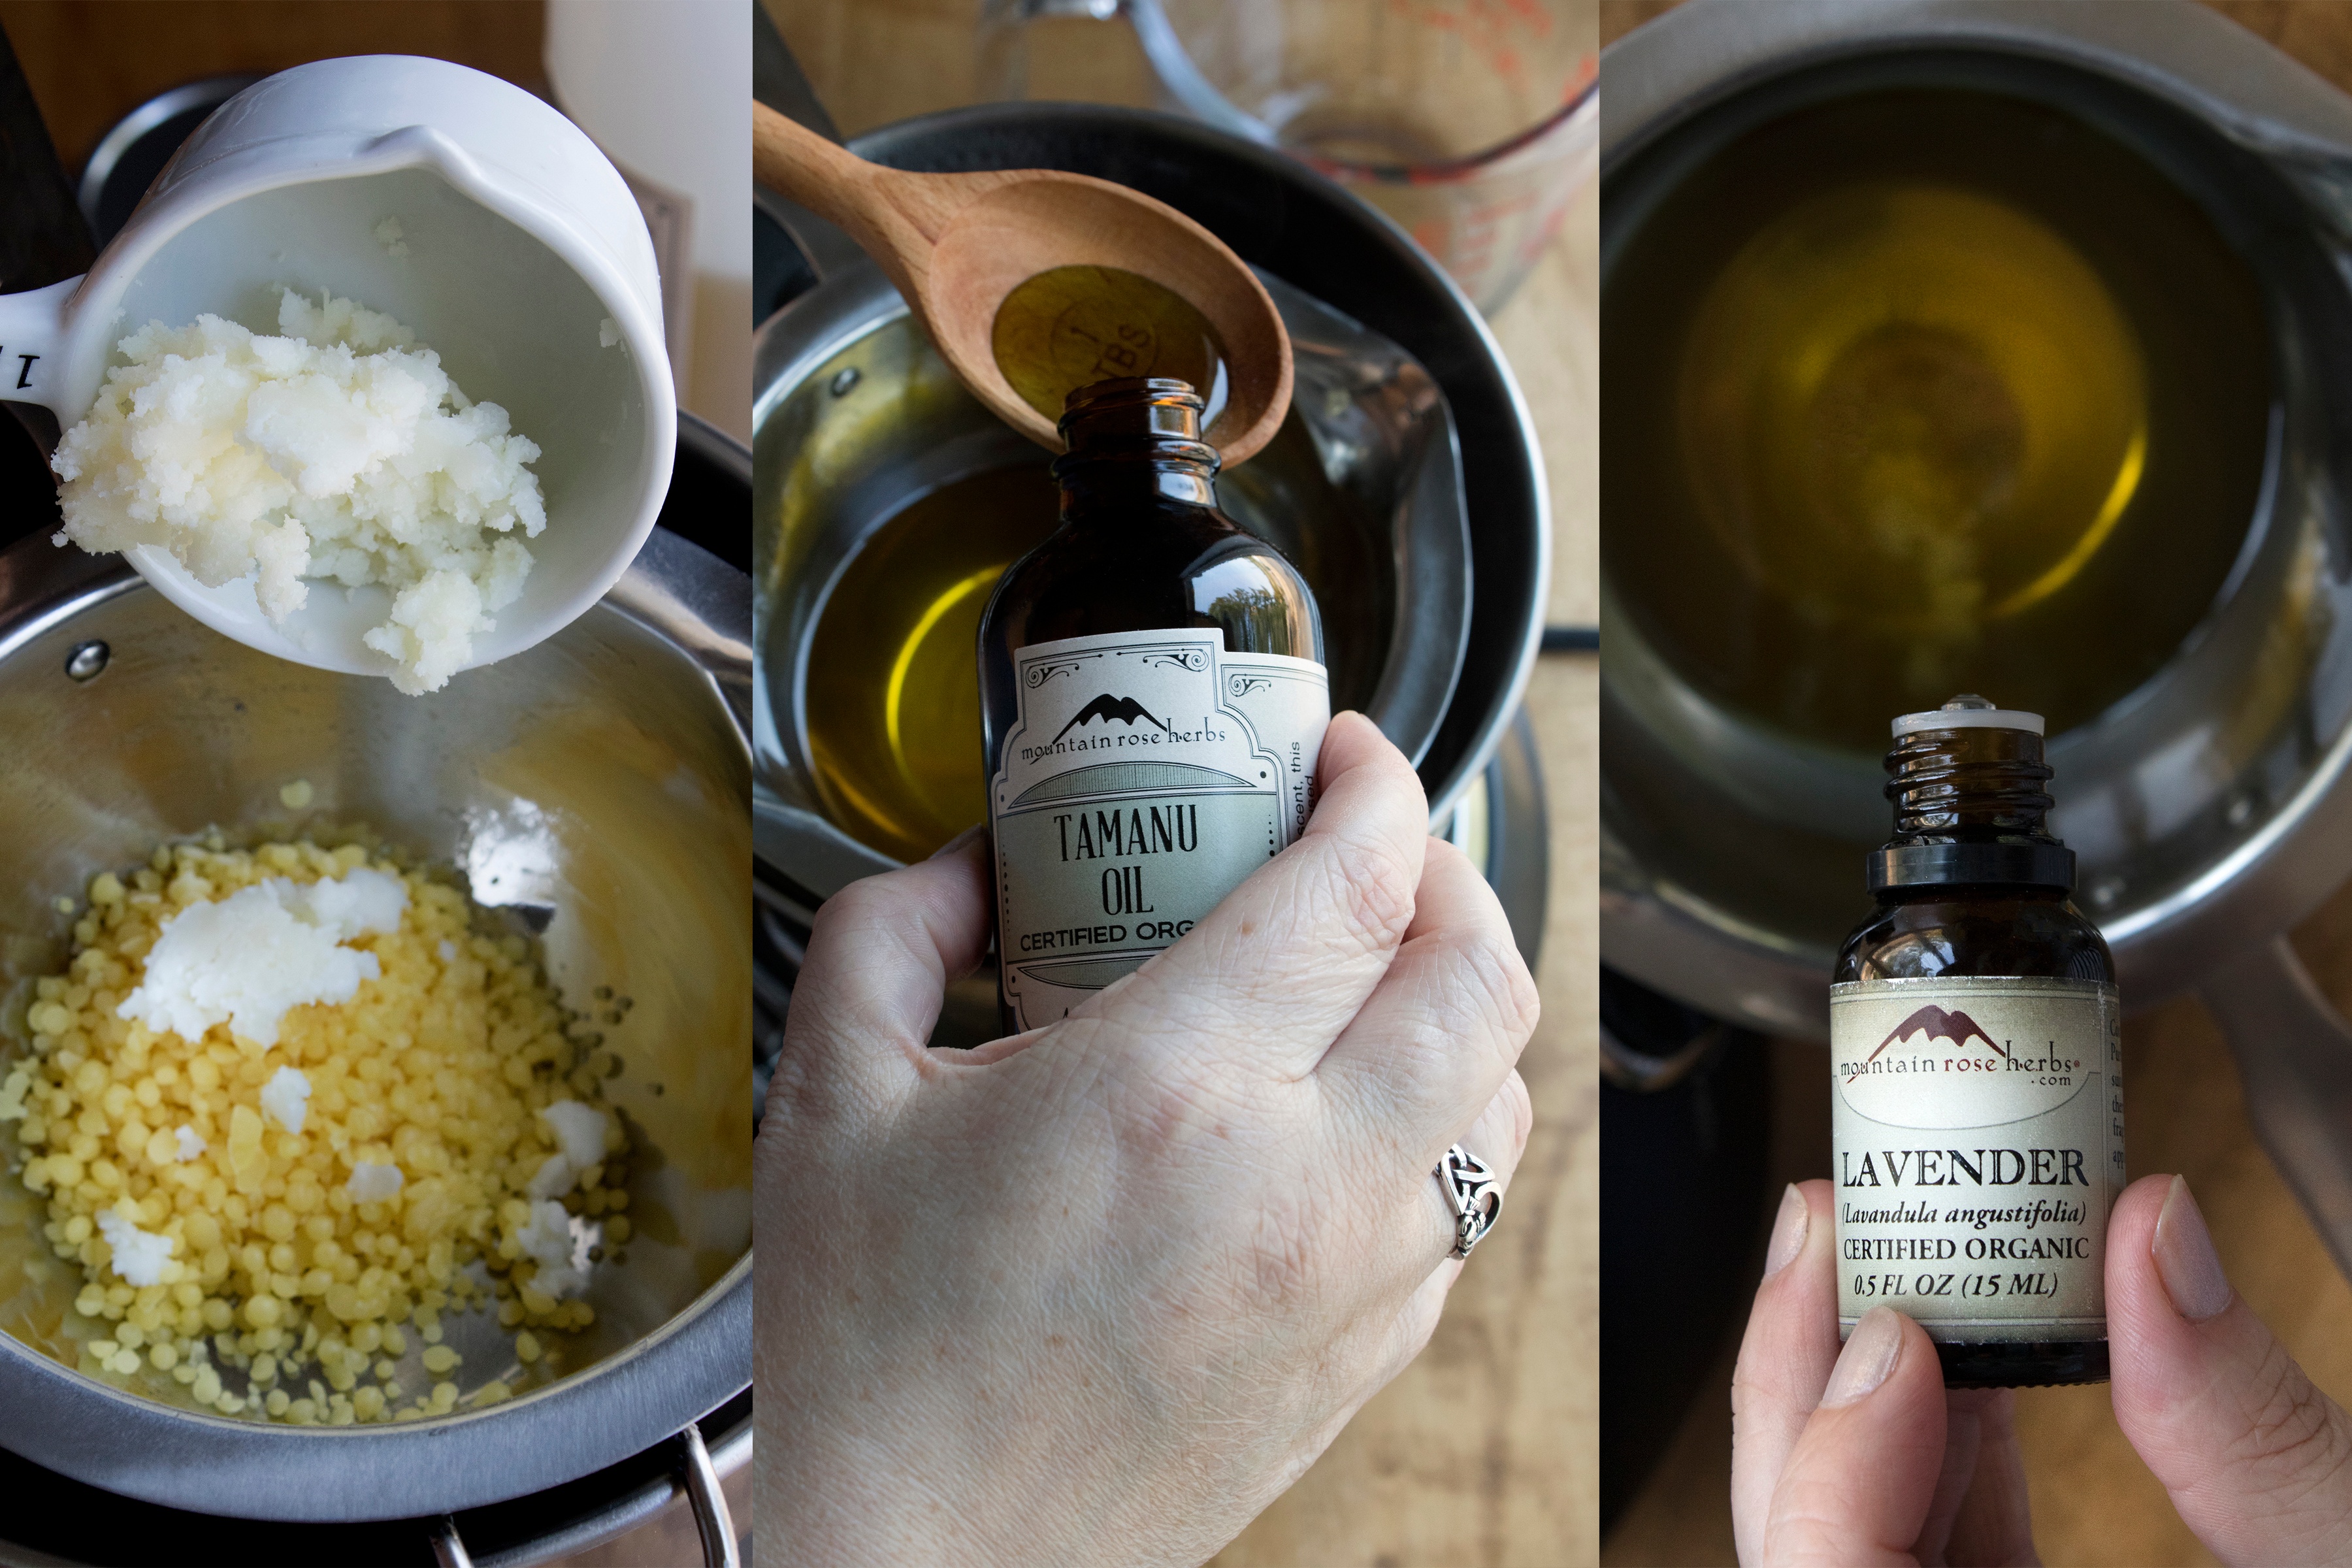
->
[0, 429, 751, 1524]
[1601, 0, 2352, 1276]
[754, 101, 1550, 915]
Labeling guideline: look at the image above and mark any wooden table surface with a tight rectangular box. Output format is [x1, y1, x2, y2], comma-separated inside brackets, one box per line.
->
[775, 2, 1603, 1563]
[0, 1, 549, 168]
[1597, 3, 2352, 1564]
[1212, 172, 1602, 1568]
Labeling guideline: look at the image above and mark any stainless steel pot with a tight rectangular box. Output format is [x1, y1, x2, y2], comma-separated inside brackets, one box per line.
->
[753, 103, 1548, 904]
[755, 261, 1470, 894]
[0, 514, 753, 1520]
[1601, 0, 2352, 1275]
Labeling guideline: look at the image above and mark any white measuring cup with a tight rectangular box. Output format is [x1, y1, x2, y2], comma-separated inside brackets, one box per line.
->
[0, 54, 676, 683]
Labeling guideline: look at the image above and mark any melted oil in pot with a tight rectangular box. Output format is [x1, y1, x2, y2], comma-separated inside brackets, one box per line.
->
[803, 466, 1057, 862]
[1606, 87, 2274, 752]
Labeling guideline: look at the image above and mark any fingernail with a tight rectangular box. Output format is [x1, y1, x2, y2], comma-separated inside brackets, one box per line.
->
[2153, 1174, 2233, 1323]
[927, 825, 985, 861]
[1763, 1183, 1808, 1279]
[1821, 1306, 1904, 1408]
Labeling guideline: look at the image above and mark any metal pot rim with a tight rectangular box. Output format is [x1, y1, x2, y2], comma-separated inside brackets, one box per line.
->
[1603, 0, 2352, 169]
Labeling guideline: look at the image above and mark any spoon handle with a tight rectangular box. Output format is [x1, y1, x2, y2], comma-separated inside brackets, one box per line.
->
[753, 101, 973, 299]
[751, 99, 877, 221]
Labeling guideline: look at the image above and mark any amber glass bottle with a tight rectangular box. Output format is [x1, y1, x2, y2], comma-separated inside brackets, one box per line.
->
[1833, 695, 2121, 1388]
[978, 378, 1329, 1036]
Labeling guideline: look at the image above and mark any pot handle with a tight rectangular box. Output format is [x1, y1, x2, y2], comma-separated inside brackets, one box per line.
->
[416, 1422, 738, 1566]
[2197, 936, 2352, 1283]
[679, 1418, 742, 1568]
[427, 1514, 470, 1567]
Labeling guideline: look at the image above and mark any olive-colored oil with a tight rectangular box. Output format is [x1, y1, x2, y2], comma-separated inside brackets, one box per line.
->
[990, 265, 1230, 431]
[1682, 185, 2147, 637]
[1606, 88, 2273, 751]
[804, 465, 1058, 862]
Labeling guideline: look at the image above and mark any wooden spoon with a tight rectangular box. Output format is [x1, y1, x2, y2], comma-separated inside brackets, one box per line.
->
[753, 99, 1292, 463]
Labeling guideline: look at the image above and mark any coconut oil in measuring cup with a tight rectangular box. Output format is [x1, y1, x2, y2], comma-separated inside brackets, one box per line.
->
[0, 55, 675, 691]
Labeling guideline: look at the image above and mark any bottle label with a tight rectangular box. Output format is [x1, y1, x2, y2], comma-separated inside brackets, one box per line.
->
[989, 628, 1330, 1032]
[1829, 976, 2123, 1344]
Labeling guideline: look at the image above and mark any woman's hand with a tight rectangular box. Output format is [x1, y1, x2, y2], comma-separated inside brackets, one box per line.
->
[1729, 1175, 2352, 1566]
[757, 713, 1539, 1567]
[1730, 1180, 2036, 1567]
[2108, 1174, 2352, 1564]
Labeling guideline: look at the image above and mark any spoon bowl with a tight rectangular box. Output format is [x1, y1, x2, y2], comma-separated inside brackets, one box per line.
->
[752, 99, 1292, 462]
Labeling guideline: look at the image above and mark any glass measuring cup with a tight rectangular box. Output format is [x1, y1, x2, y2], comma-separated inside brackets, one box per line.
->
[983, 0, 1597, 313]
[0, 55, 676, 684]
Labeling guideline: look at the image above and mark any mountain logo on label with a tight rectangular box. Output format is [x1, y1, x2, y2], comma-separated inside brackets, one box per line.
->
[1053, 694, 1171, 743]
[1860, 1006, 2006, 1075]
[1837, 992, 2097, 1126]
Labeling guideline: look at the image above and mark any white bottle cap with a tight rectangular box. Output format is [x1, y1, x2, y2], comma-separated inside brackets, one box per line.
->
[1890, 694, 2046, 738]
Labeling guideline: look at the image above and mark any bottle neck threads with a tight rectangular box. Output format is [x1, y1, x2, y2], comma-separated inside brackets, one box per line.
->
[1870, 723, 2075, 894]
[1053, 378, 1220, 504]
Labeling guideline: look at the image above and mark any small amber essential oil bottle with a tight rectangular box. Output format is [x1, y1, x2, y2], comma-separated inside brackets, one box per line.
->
[1831, 694, 2123, 1388]
[978, 377, 1328, 1036]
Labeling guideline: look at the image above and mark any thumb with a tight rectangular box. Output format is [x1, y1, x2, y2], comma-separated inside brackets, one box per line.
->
[2109, 1173, 2352, 1566]
[1761, 1306, 1950, 1566]
[766, 826, 996, 1124]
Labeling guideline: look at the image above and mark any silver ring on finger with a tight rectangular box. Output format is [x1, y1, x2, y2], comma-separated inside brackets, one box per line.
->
[1437, 1143, 1501, 1260]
